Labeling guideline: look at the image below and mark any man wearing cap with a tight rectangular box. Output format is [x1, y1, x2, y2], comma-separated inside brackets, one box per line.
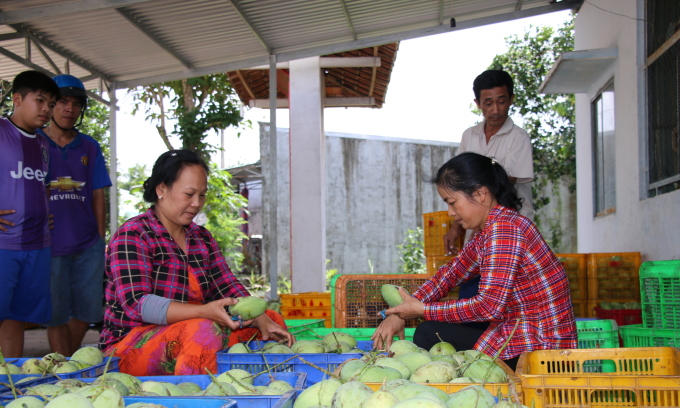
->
[38, 75, 111, 356]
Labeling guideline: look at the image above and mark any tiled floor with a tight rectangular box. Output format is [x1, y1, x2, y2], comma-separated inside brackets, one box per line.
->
[23, 328, 101, 357]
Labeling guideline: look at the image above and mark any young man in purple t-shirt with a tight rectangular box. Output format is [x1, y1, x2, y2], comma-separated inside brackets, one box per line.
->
[37, 75, 112, 356]
[0, 70, 59, 357]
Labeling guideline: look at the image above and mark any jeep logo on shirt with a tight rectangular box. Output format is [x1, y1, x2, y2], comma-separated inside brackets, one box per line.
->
[10, 161, 46, 182]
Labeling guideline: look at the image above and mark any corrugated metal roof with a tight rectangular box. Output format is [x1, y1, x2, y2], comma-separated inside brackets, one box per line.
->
[0, 0, 582, 95]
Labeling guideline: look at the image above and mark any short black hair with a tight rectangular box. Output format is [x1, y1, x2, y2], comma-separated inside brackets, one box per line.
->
[430, 152, 522, 212]
[473, 70, 514, 101]
[11, 70, 60, 100]
[143, 149, 210, 203]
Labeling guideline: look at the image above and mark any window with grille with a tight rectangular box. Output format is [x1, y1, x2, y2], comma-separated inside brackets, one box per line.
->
[646, 1, 680, 196]
[593, 82, 616, 217]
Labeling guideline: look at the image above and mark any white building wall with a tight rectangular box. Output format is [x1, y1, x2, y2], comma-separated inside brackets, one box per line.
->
[575, 0, 680, 261]
[261, 123, 457, 282]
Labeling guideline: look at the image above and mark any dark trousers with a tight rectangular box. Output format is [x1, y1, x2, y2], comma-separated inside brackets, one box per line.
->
[413, 320, 519, 371]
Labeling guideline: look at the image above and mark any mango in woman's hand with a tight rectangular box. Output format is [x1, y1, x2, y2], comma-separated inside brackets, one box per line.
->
[227, 296, 268, 320]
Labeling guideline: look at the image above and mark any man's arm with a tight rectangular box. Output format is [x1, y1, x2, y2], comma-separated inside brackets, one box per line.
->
[508, 176, 517, 185]
[92, 188, 106, 238]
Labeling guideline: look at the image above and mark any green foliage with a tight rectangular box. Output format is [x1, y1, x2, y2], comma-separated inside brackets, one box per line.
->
[118, 164, 150, 224]
[485, 16, 576, 250]
[127, 73, 245, 159]
[398, 228, 426, 274]
[325, 260, 338, 291]
[203, 163, 249, 270]
[80, 96, 110, 167]
[79, 93, 113, 239]
[0, 79, 12, 116]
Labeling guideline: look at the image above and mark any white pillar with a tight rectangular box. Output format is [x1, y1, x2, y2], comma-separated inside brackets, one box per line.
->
[289, 57, 326, 293]
[268, 54, 279, 300]
[108, 87, 118, 233]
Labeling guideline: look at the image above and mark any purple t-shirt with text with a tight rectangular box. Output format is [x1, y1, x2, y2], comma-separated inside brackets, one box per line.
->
[0, 117, 51, 250]
[37, 130, 112, 256]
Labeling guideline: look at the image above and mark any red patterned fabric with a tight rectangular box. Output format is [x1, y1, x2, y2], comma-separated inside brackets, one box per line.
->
[108, 309, 287, 376]
[415, 205, 577, 359]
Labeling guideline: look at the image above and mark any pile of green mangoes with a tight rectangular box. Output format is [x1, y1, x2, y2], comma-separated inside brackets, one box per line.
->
[228, 331, 363, 354]
[2, 368, 293, 408]
[0, 347, 104, 379]
[599, 301, 641, 310]
[294, 379, 525, 408]
[335, 339, 508, 384]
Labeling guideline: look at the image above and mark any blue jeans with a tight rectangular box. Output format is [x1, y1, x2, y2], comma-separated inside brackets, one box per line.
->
[45, 237, 105, 327]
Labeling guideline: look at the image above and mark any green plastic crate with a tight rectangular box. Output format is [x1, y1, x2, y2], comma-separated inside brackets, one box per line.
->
[575, 319, 619, 373]
[284, 319, 326, 330]
[290, 327, 416, 343]
[619, 324, 680, 347]
[639, 260, 680, 329]
[576, 319, 619, 349]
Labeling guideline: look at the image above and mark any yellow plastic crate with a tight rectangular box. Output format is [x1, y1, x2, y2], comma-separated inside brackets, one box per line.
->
[364, 359, 522, 402]
[516, 347, 680, 408]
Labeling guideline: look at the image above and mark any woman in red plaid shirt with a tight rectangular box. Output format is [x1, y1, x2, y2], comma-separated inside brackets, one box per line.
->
[372, 152, 577, 370]
[100, 150, 293, 375]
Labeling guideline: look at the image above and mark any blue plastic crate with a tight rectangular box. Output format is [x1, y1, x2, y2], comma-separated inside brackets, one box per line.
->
[8, 356, 119, 379]
[85, 372, 304, 408]
[124, 397, 236, 408]
[0, 374, 56, 393]
[217, 340, 375, 385]
[82, 372, 305, 390]
[2, 373, 304, 408]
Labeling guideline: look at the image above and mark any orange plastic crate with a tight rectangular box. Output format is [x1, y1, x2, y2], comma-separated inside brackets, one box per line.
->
[556, 253, 587, 302]
[572, 299, 589, 319]
[333, 274, 430, 328]
[516, 347, 680, 408]
[279, 292, 332, 327]
[424, 255, 456, 276]
[279, 292, 330, 307]
[280, 307, 331, 328]
[586, 252, 641, 301]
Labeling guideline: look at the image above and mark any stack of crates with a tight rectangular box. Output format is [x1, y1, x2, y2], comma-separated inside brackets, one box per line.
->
[619, 260, 680, 347]
[556, 254, 588, 317]
[586, 252, 642, 324]
[422, 211, 461, 275]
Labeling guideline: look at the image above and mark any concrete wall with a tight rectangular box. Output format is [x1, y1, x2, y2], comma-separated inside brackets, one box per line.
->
[574, 0, 680, 261]
[260, 123, 457, 283]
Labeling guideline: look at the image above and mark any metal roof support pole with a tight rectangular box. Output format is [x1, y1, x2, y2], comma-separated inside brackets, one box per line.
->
[268, 54, 279, 300]
[289, 56, 326, 293]
[108, 86, 119, 233]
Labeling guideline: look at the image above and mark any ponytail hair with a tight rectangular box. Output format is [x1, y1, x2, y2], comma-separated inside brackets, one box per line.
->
[431, 152, 522, 211]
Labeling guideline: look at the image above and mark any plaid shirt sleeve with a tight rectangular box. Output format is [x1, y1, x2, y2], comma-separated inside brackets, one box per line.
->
[415, 219, 524, 323]
[106, 221, 157, 323]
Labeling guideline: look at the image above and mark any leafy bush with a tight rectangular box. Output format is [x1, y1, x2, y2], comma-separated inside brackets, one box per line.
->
[398, 228, 425, 274]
